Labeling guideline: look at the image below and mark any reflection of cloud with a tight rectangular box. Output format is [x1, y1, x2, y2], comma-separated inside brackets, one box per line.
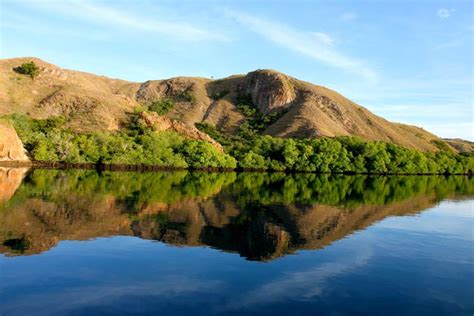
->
[220, 245, 373, 311]
[2, 276, 223, 315]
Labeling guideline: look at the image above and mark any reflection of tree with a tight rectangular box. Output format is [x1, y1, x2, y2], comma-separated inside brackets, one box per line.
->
[6, 169, 237, 209]
[0, 169, 472, 260]
[227, 173, 474, 207]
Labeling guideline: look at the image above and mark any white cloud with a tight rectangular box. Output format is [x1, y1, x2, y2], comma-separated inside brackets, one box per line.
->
[226, 11, 377, 82]
[419, 122, 474, 141]
[310, 32, 334, 46]
[16, 0, 229, 42]
[437, 8, 453, 19]
[340, 12, 358, 21]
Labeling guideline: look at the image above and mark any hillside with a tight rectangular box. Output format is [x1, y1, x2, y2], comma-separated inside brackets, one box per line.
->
[443, 138, 474, 153]
[0, 57, 453, 152]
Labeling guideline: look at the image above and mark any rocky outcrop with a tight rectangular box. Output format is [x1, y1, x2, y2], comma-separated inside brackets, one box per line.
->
[136, 78, 194, 103]
[0, 121, 29, 162]
[243, 69, 296, 114]
[139, 111, 224, 152]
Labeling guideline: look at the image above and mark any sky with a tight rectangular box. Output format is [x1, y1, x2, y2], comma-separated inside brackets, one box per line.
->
[1, 0, 473, 140]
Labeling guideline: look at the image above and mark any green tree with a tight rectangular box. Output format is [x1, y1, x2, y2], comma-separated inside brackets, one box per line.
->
[15, 61, 41, 79]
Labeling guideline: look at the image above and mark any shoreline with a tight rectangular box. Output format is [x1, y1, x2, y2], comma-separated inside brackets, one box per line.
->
[0, 160, 471, 176]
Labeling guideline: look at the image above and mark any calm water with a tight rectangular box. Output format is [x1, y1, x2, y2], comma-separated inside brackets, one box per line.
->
[0, 168, 473, 315]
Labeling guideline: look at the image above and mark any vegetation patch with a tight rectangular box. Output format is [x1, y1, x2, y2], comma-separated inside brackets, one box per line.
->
[149, 98, 175, 115]
[235, 94, 258, 117]
[6, 114, 236, 169]
[234, 93, 288, 137]
[148, 88, 196, 116]
[430, 139, 453, 152]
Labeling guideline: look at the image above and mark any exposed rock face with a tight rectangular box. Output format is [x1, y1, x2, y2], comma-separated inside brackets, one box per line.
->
[38, 89, 99, 116]
[243, 69, 296, 114]
[0, 121, 29, 162]
[139, 111, 224, 152]
[136, 78, 192, 102]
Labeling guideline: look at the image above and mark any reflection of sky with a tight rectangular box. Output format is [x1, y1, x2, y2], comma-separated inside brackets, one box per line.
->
[1, 200, 473, 315]
[376, 200, 474, 240]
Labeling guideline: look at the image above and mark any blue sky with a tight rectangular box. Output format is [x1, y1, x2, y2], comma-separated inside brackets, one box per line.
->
[1, 0, 473, 139]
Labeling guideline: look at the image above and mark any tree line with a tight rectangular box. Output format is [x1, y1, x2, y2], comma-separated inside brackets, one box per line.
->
[5, 113, 474, 174]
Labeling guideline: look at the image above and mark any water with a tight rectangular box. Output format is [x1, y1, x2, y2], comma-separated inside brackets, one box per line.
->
[0, 168, 473, 315]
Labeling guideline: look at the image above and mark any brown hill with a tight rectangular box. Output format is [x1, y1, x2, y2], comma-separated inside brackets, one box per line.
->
[0, 57, 459, 152]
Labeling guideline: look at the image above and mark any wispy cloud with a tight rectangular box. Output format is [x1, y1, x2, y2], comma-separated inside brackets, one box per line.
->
[437, 8, 454, 19]
[2, 11, 111, 41]
[226, 10, 377, 82]
[415, 122, 474, 141]
[340, 12, 358, 22]
[16, 0, 229, 42]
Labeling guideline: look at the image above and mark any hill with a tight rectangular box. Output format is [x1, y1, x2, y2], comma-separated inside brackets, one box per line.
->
[0, 57, 455, 152]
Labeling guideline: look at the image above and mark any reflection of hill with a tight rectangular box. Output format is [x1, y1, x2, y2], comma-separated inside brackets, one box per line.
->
[0, 169, 472, 260]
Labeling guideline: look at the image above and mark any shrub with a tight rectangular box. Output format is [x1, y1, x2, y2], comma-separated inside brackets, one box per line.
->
[14, 61, 41, 79]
